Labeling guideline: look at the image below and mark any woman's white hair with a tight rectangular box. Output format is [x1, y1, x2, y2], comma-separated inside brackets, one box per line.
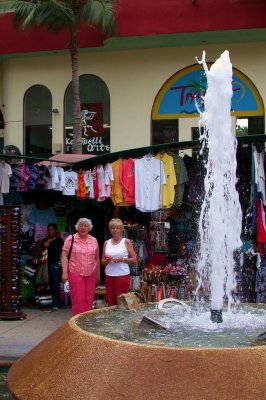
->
[75, 218, 93, 231]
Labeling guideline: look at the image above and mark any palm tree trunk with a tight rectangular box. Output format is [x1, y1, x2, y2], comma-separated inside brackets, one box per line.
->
[69, 30, 82, 154]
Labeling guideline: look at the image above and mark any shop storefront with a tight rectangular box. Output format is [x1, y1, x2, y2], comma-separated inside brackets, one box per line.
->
[1, 133, 266, 318]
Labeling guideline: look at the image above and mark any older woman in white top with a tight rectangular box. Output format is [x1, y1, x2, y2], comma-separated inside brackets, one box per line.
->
[101, 218, 137, 306]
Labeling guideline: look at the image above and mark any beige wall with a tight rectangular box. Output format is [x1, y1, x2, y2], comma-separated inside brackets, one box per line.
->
[2, 41, 266, 154]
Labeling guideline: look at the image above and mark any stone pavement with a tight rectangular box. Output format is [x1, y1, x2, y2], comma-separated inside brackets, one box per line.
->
[0, 306, 72, 362]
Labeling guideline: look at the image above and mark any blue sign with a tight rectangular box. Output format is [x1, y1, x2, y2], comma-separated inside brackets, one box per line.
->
[153, 64, 264, 119]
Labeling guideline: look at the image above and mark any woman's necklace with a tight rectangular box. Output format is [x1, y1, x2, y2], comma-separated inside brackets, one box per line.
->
[112, 237, 122, 245]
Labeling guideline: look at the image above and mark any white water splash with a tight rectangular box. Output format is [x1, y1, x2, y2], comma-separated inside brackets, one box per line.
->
[196, 50, 243, 311]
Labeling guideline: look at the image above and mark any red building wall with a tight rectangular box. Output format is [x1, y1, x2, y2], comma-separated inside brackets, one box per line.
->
[0, 0, 265, 55]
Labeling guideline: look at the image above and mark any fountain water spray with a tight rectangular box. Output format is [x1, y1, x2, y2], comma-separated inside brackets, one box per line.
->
[196, 51, 243, 322]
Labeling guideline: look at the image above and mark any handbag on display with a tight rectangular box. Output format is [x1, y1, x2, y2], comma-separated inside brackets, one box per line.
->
[39, 295, 53, 307]
[39, 249, 48, 264]
[35, 262, 49, 286]
[24, 264, 37, 279]
[29, 240, 45, 259]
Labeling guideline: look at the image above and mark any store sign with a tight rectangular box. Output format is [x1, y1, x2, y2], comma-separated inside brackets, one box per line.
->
[152, 64, 264, 119]
[65, 102, 110, 155]
[81, 102, 104, 137]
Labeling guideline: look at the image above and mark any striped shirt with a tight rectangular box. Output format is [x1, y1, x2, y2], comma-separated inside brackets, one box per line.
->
[62, 233, 98, 276]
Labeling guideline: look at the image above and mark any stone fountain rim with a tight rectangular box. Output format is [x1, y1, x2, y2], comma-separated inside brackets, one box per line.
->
[69, 302, 266, 352]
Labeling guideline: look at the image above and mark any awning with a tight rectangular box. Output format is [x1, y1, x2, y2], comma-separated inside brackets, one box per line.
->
[0, 134, 265, 168]
[35, 153, 95, 167]
[74, 134, 266, 168]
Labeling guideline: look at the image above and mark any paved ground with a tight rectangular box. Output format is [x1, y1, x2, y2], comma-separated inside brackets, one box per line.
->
[0, 306, 72, 362]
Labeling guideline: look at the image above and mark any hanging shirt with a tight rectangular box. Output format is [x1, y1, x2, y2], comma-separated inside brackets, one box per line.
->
[85, 169, 94, 199]
[134, 155, 166, 212]
[29, 206, 57, 241]
[91, 166, 99, 199]
[77, 170, 87, 199]
[119, 158, 135, 204]
[0, 161, 12, 194]
[256, 198, 266, 253]
[184, 154, 205, 203]
[62, 170, 78, 196]
[104, 163, 114, 198]
[110, 159, 131, 206]
[254, 149, 266, 206]
[35, 166, 50, 190]
[155, 153, 177, 208]
[54, 167, 66, 191]
[12, 163, 31, 191]
[21, 203, 35, 234]
[26, 165, 40, 190]
[97, 165, 106, 201]
[171, 153, 189, 206]
[47, 166, 59, 190]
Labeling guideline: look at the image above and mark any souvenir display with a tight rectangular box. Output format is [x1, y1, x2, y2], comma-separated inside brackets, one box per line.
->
[0, 205, 26, 320]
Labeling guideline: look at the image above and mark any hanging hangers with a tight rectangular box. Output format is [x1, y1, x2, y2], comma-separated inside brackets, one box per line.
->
[144, 147, 153, 159]
[65, 163, 72, 171]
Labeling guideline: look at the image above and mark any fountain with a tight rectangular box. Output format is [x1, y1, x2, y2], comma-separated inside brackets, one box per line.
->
[196, 50, 242, 322]
[7, 52, 266, 400]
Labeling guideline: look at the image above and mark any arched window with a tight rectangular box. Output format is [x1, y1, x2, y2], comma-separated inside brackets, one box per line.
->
[64, 74, 110, 154]
[151, 64, 265, 145]
[24, 85, 52, 157]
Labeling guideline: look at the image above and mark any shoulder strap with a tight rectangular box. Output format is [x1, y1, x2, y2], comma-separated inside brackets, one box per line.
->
[67, 235, 74, 262]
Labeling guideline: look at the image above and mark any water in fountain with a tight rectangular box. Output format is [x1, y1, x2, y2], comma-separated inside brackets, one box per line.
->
[77, 303, 266, 348]
[195, 50, 243, 316]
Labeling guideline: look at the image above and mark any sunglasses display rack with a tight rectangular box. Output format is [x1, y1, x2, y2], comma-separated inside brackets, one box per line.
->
[0, 205, 26, 320]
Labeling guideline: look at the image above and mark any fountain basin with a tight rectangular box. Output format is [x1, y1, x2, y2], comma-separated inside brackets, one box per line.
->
[7, 305, 266, 400]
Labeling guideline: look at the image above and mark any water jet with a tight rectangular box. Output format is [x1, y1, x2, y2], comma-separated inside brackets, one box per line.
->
[196, 50, 242, 323]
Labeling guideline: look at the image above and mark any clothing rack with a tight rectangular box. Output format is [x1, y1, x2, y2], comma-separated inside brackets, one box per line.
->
[73, 134, 266, 169]
[123, 225, 147, 241]
[0, 153, 70, 165]
[1, 134, 265, 170]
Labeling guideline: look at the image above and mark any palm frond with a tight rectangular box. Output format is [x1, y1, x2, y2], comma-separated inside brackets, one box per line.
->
[0, 0, 76, 31]
[82, 0, 117, 37]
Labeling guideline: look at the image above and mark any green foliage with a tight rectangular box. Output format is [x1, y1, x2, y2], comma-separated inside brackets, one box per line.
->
[0, 0, 117, 35]
[236, 125, 248, 137]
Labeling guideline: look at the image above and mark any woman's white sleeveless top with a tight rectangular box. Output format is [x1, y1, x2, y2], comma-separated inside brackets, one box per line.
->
[105, 238, 129, 276]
